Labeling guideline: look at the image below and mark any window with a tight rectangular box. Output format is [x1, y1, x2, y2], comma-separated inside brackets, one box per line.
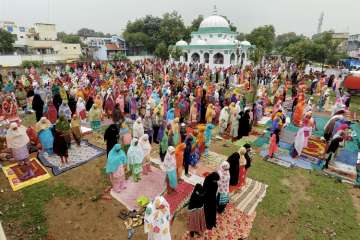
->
[73, 47, 76, 49]
[218, 34, 222, 38]
[213, 53, 224, 64]
[65, 47, 68, 49]
[209, 34, 213, 38]
[20, 36, 24, 39]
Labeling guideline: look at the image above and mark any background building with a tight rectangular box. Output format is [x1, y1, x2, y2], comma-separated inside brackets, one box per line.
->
[175, 13, 253, 68]
[84, 36, 126, 60]
[348, 34, 360, 59]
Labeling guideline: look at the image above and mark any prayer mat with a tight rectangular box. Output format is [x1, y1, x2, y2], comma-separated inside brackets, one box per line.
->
[230, 178, 268, 215]
[252, 135, 270, 147]
[163, 181, 193, 218]
[38, 140, 105, 176]
[200, 151, 226, 170]
[0, 222, 6, 240]
[259, 145, 314, 170]
[284, 123, 299, 133]
[2, 158, 51, 191]
[258, 116, 271, 125]
[189, 163, 213, 177]
[110, 166, 165, 210]
[302, 137, 326, 159]
[233, 135, 257, 147]
[280, 129, 296, 144]
[181, 174, 204, 186]
[335, 149, 358, 166]
[80, 126, 92, 135]
[181, 204, 255, 240]
[324, 166, 357, 182]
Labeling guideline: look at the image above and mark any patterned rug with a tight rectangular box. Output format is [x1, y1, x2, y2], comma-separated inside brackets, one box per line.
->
[233, 135, 258, 147]
[38, 140, 105, 176]
[230, 178, 268, 215]
[302, 137, 326, 159]
[2, 158, 51, 191]
[181, 204, 255, 240]
[335, 149, 358, 166]
[163, 181, 194, 218]
[259, 145, 314, 170]
[200, 151, 226, 170]
[110, 166, 165, 210]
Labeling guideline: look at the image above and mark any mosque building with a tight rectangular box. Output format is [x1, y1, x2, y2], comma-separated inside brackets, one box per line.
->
[175, 8, 254, 68]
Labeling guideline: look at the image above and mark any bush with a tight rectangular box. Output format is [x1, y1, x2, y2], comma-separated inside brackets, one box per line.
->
[21, 60, 43, 68]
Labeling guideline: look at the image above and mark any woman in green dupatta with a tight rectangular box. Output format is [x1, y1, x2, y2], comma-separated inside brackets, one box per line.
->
[159, 130, 168, 162]
[127, 138, 144, 182]
[56, 115, 71, 148]
[88, 104, 102, 131]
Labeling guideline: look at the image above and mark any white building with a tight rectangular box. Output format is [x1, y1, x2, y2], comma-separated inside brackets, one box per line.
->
[0, 21, 82, 66]
[84, 36, 126, 60]
[348, 34, 360, 59]
[175, 12, 253, 68]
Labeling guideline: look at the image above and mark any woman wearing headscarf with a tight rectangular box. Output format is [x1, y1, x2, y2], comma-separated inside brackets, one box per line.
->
[76, 97, 87, 122]
[45, 100, 58, 124]
[238, 147, 247, 187]
[144, 196, 171, 240]
[163, 146, 177, 194]
[159, 129, 168, 162]
[175, 142, 186, 181]
[88, 104, 102, 131]
[203, 171, 220, 230]
[106, 144, 127, 192]
[133, 117, 144, 139]
[268, 128, 280, 158]
[238, 108, 252, 138]
[58, 101, 72, 121]
[55, 115, 71, 149]
[140, 134, 152, 175]
[183, 136, 193, 177]
[71, 114, 82, 146]
[6, 123, 34, 180]
[143, 114, 153, 144]
[54, 121, 70, 167]
[104, 124, 119, 157]
[35, 117, 54, 154]
[227, 151, 240, 186]
[187, 183, 206, 238]
[217, 161, 230, 213]
[218, 106, 229, 136]
[32, 94, 44, 122]
[127, 138, 144, 182]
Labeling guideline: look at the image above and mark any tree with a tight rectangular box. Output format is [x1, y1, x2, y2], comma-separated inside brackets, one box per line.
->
[0, 29, 15, 54]
[275, 32, 307, 54]
[112, 52, 127, 61]
[236, 32, 247, 41]
[282, 38, 314, 64]
[168, 45, 183, 61]
[62, 35, 81, 44]
[159, 11, 187, 47]
[184, 15, 204, 41]
[221, 16, 237, 32]
[77, 28, 112, 38]
[154, 42, 169, 60]
[246, 25, 276, 54]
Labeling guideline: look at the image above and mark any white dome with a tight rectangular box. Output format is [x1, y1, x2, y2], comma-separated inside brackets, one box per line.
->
[240, 40, 251, 46]
[199, 15, 230, 29]
[176, 40, 188, 46]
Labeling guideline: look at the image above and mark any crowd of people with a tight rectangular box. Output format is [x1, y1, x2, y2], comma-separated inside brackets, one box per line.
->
[0, 58, 358, 239]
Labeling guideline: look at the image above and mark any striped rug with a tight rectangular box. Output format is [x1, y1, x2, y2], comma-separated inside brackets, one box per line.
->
[230, 178, 268, 215]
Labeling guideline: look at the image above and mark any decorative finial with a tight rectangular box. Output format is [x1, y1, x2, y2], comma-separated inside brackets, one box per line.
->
[213, 5, 217, 15]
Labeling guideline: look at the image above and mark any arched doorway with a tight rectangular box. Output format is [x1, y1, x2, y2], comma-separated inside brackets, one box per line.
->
[191, 52, 200, 63]
[213, 53, 224, 64]
[204, 52, 209, 64]
[183, 52, 188, 62]
[230, 53, 235, 65]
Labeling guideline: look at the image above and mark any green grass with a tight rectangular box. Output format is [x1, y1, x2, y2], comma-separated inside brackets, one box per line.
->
[1, 182, 80, 240]
[296, 173, 360, 240]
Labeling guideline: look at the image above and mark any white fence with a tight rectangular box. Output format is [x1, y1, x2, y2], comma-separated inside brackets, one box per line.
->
[0, 54, 80, 67]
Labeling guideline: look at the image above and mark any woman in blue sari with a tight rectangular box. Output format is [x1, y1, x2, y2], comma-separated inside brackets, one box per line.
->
[35, 117, 54, 154]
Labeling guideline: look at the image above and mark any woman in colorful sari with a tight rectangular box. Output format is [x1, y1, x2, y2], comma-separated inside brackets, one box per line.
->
[292, 93, 305, 126]
[187, 184, 207, 238]
[144, 196, 171, 240]
[159, 129, 168, 162]
[171, 118, 180, 146]
[6, 123, 34, 180]
[35, 117, 54, 154]
[88, 104, 102, 131]
[71, 114, 82, 146]
[127, 138, 144, 182]
[106, 144, 127, 192]
[189, 102, 198, 127]
[217, 161, 230, 213]
[55, 115, 72, 149]
[163, 146, 177, 194]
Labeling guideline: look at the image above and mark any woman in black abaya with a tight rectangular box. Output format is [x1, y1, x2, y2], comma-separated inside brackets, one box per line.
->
[32, 94, 44, 122]
[227, 152, 240, 186]
[104, 124, 119, 157]
[238, 109, 251, 139]
[203, 171, 220, 230]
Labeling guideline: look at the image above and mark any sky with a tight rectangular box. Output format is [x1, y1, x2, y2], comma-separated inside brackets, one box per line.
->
[0, 0, 359, 37]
